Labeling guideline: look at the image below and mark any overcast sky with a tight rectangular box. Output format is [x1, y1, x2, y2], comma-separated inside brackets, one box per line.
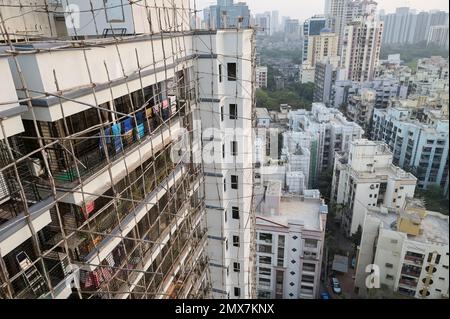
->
[194, 0, 449, 20]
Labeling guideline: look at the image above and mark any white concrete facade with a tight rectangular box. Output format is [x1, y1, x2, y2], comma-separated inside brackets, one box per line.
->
[331, 139, 417, 236]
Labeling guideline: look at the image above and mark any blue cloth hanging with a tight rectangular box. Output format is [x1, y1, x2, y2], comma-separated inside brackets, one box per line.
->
[136, 111, 144, 124]
[112, 123, 122, 153]
[137, 123, 145, 138]
[123, 118, 133, 133]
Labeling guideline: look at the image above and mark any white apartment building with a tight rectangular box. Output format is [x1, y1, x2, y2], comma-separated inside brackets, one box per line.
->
[355, 198, 449, 299]
[341, 17, 383, 82]
[288, 103, 364, 185]
[372, 104, 449, 194]
[427, 25, 449, 49]
[0, 0, 255, 299]
[256, 66, 268, 88]
[195, 29, 255, 299]
[331, 139, 417, 236]
[255, 185, 327, 299]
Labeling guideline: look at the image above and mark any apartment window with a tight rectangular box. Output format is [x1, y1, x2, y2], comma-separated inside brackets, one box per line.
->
[385, 263, 393, 268]
[233, 262, 240, 272]
[225, 238, 228, 251]
[259, 267, 271, 276]
[229, 104, 237, 119]
[231, 141, 238, 156]
[224, 209, 227, 223]
[386, 274, 394, 280]
[226, 266, 229, 276]
[233, 235, 240, 247]
[232, 206, 239, 219]
[234, 287, 241, 297]
[219, 64, 222, 83]
[222, 143, 225, 159]
[259, 233, 272, 243]
[259, 256, 272, 265]
[258, 244, 272, 254]
[231, 175, 238, 189]
[259, 278, 271, 287]
[221, 106, 224, 121]
[227, 63, 237, 81]
[435, 254, 441, 265]
[304, 238, 317, 248]
[224, 178, 226, 192]
[104, 0, 125, 22]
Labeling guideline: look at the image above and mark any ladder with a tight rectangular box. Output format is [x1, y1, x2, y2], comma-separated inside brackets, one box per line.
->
[16, 251, 47, 297]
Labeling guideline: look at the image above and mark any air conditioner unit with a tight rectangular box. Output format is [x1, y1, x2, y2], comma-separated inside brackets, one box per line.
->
[29, 158, 44, 177]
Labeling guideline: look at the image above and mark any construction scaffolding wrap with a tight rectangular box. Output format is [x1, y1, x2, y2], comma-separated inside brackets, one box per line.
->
[0, 0, 256, 299]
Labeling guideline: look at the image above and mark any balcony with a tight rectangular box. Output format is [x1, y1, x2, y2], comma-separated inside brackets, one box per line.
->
[404, 254, 424, 266]
[3, 248, 74, 299]
[81, 162, 194, 271]
[399, 277, 418, 289]
[401, 265, 422, 278]
[38, 110, 183, 206]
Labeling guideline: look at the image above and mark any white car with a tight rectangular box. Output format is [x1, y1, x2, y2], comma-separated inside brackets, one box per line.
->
[331, 277, 342, 294]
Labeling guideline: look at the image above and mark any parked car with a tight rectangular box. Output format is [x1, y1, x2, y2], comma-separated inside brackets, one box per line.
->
[331, 277, 342, 294]
[321, 292, 331, 299]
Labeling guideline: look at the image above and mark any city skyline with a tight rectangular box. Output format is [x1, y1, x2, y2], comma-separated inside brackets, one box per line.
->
[195, 0, 449, 20]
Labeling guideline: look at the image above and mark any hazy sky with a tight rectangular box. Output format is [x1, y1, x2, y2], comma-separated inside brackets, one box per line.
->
[194, 0, 449, 20]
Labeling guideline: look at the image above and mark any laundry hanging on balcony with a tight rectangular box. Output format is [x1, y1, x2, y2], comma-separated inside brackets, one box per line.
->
[111, 123, 123, 153]
[123, 118, 134, 145]
[136, 111, 145, 139]
[162, 99, 170, 121]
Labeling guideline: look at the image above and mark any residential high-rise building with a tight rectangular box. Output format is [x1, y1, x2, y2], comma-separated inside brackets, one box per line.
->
[271, 11, 280, 34]
[354, 198, 449, 299]
[255, 185, 327, 299]
[327, 0, 377, 52]
[331, 139, 417, 236]
[372, 102, 449, 195]
[303, 16, 327, 62]
[314, 56, 343, 106]
[203, 0, 251, 30]
[427, 25, 449, 49]
[380, 8, 449, 45]
[256, 66, 268, 88]
[284, 19, 300, 40]
[0, 0, 255, 299]
[255, 12, 272, 36]
[341, 16, 383, 82]
[305, 29, 339, 67]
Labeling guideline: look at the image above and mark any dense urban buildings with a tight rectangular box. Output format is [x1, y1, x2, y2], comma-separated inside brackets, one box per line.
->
[372, 101, 449, 195]
[203, 0, 251, 29]
[355, 198, 449, 299]
[0, 0, 255, 299]
[380, 8, 449, 46]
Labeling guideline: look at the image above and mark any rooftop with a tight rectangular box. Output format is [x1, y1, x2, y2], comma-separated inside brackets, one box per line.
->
[259, 192, 327, 232]
[367, 204, 449, 246]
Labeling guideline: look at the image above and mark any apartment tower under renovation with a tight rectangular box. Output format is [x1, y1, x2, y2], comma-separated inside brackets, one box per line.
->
[0, 0, 256, 299]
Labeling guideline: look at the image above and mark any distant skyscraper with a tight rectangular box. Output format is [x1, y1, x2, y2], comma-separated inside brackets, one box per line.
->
[303, 15, 327, 62]
[428, 25, 449, 48]
[381, 8, 449, 45]
[203, 0, 251, 29]
[255, 12, 271, 36]
[271, 10, 279, 34]
[341, 16, 383, 82]
[328, 0, 377, 52]
[284, 19, 300, 40]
